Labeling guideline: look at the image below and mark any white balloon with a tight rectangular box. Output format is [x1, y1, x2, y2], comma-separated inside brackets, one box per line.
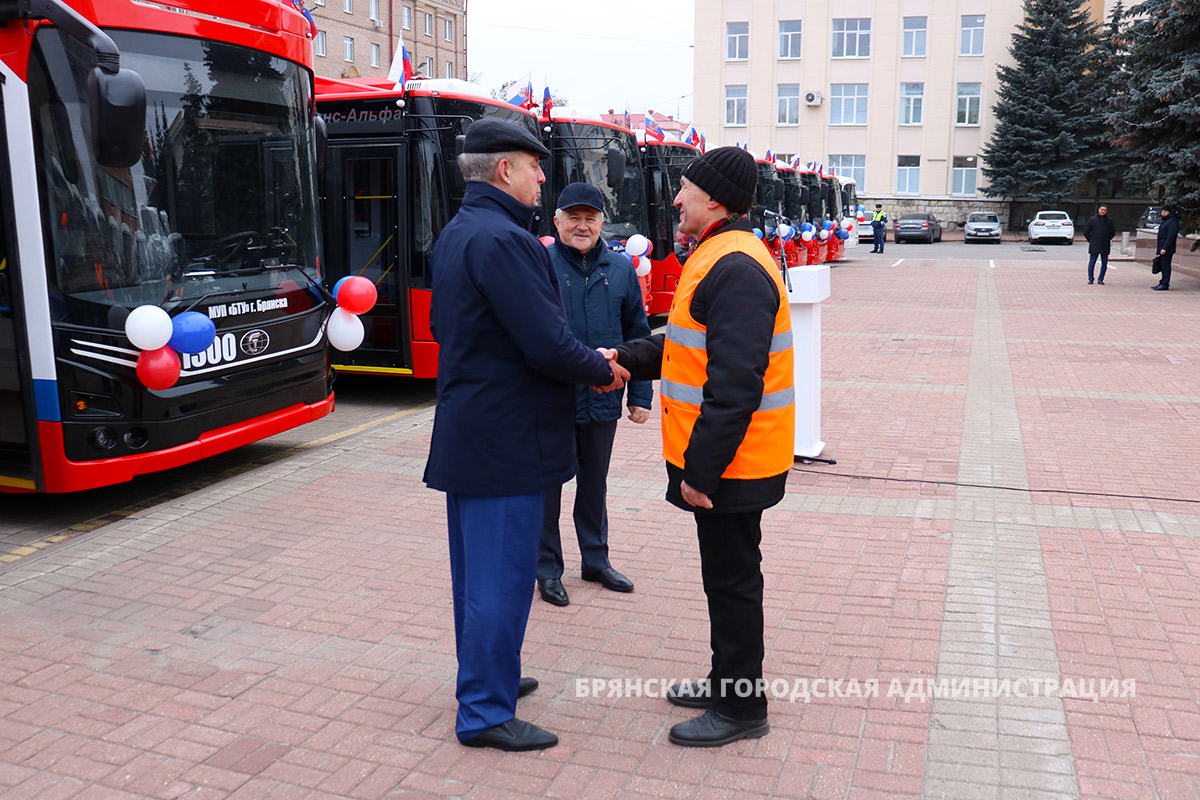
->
[624, 233, 651, 258]
[818, 229, 830, 240]
[327, 307, 365, 351]
[778, 224, 792, 240]
[125, 304, 173, 351]
[841, 218, 853, 229]
[635, 260, 651, 277]
[800, 230, 814, 242]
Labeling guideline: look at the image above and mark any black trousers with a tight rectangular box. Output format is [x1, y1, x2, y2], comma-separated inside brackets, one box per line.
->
[539, 420, 618, 579]
[1158, 252, 1173, 287]
[872, 227, 885, 252]
[696, 509, 767, 720]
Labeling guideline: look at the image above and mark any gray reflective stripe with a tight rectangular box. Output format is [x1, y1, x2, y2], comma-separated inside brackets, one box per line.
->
[665, 322, 706, 349]
[661, 379, 795, 413]
[770, 330, 793, 353]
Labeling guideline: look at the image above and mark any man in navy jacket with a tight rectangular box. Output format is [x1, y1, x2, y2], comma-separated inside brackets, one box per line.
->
[1153, 205, 1180, 290]
[538, 183, 653, 607]
[424, 119, 620, 751]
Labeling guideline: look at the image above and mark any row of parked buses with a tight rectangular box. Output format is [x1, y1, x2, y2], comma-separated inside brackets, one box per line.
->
[312, 75, 861, 379]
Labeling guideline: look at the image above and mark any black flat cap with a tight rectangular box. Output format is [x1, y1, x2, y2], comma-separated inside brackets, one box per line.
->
[556, 182, 605, 212]
[463, 118, 551, 158]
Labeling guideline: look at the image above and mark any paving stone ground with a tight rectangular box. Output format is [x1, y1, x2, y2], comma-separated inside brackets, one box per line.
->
[1, 254, 1198, 799]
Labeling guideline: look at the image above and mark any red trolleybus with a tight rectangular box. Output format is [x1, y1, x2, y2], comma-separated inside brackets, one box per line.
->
[0, 0, 332, 493]
[315, 76, 540, 377]
[639, 137, 697, 314]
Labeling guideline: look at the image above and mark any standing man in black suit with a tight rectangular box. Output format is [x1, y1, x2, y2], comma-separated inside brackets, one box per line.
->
[1153, 205, 1180, 291]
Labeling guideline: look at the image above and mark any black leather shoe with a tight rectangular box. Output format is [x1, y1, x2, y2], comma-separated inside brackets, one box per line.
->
[538, 578, 569, 606]
[1088, 279, 1093, 284]
[1153, 284, 1169, 291]
[518, 677, 538, 698]
[460, 718, 558, 751]
[666, 680, 712, 708]
[1097, 280, 1104, 285]
[668, 708, 769, 748]
[581, 567, 634, 593]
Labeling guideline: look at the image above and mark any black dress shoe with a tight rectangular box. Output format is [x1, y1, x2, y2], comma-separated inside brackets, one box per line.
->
[1097, 280, 1104, 285]
[1153, 284, 1169, 291]
[460, 718, 558, 751]
[666, 680, 712, 708]
[1088, 279, 1093, 284]
[538, 578, 569, 606]
[668, 708, 769, 748]
[581, 567, 634, 593]
[518, 677, 538, 698]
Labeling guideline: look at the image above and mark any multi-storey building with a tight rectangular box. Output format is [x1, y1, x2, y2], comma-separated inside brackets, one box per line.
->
[307, 0, 465, 83]
[693, 0, 1115, 201]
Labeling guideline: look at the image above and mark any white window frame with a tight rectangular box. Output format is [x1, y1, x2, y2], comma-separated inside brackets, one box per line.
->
[313, 0, 324, 6]
[778, 20, 802, 59]
[726, 22, 748, 60]
[424, 55, 433, 76]
[343, 36, 353, 62]
[423, 12, 432, 36]
[832, 18, 870, 59]
[725, 84, 747, 126]
[900, 82, 923, 126]
[777, 84, 800, 125]
[343, 0, 352, 13]
[828, 155, 865, 188]
[952, 156, 979, 195]
[314, 30, 326, 56]
[956, 82, 982, 125]
[830, 83, 868, 125]
[401, 5, 411, 29]
[369, 0, 378, 21]
[444, 18, 453, 42]
[445, 60, 454, 78]
[902, 17, 926, 57]
[370, 42, 380, 67]
[961, 15, 985, 56]
[897, 156, 920, 194]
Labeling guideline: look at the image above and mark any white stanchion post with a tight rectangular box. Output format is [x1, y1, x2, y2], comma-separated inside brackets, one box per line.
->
[786, 264, 830, 458]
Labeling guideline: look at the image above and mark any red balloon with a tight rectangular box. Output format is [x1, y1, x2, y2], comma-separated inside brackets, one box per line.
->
[337, 276, 377, 315]
[136, 346, 181, 391]
[539, 235, 555, 247]
[630, 255, 640, 267]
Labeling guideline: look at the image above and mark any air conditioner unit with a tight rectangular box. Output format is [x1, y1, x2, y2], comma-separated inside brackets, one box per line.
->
[804, 90, 823, 107]
[372, 18, 384, 28]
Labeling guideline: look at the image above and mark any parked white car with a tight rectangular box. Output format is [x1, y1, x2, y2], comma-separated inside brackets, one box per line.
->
[1028, 210, 1075, 244]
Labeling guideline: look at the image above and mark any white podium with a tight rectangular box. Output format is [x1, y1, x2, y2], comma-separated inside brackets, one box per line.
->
[786, 264, 830, 458]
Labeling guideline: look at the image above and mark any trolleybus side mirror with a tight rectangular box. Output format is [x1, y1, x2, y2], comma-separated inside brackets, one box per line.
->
[800, 186, 810, 205]
[606, 147, 626, 190]
[87, 67, 146, 169]
[455, 134, 466, 158]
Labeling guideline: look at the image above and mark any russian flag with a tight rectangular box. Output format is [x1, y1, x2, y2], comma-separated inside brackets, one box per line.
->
[699, 127, 706, 153]
[387, 32, 414, 87]
[684, 125, 699, 147]
[508, 74, 533, 108]
[542, 85, 553, 120]
[285, 0, 318, 39]
[623, 101, 632, 131]
[644, 112, 665, 143]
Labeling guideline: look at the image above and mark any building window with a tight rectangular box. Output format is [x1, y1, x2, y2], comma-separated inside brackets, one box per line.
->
[957, 82, 982, 125]
[961, 15, 985, 56]
[779, 20, 802, 59]
[900, 82, 923, 125]
[830, 83, 868, 125]
[343, 36, 353, 62]
[445, 60, 454, 78]
[314, 30, 326, 56]
[903, 17, 926, 57]
[828, 155, 865, 188]
[313, 0, 324, 6]
[424, 12, 432, 35]
[424, 55, 433, 76]
[832, 18, 870, 58]
[725, 85, 747, 126]
[369, 0, 378, 20]
[343, 0, 351, 12]
[897, 156, 920, 194]
[777, 84, 800, 125]
[402, 5, 411, 29]
[953, 156, 979, 195]
[444, 18, 453, 42]
[370, 42, 380, 67]
[726, 22, 748, 60]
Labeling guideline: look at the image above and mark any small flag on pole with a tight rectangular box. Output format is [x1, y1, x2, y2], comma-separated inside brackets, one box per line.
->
[623, 101, 632, 131]
[508, 73, 534, 108]
[542, 84, 553, 121]
[644, 112, 666, 143]
[387, 31, 414, 88]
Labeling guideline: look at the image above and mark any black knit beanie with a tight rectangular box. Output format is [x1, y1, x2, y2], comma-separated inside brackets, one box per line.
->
[681, 146, 757, 214]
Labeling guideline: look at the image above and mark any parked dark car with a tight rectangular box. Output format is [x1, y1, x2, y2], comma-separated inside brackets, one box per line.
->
[964, 211, 1003, 243]
[1138, 206, 1161, 232]
[894, 213, 943, 243]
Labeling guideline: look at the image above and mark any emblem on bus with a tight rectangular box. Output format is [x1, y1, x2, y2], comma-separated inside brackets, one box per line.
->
[240, 329, 271, 356]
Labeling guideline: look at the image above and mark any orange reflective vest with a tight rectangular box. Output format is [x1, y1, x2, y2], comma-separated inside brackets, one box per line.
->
[661, 229, 795, 479]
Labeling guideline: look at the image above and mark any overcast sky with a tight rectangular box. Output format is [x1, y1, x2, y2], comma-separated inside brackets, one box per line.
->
[465, 0, 695, 122]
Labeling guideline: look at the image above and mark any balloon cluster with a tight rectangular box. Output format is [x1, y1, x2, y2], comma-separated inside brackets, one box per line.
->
[623, 234, 653, 278]
[778, 224, 794, 241]
[327, 276, 379, 351]
[800, 222, 816, 242]
[125, 305, 217, 391]
[753, 227, 764, 240]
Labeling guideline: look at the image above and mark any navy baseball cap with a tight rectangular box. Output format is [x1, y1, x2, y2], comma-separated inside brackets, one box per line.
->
[462, 118, 550, 158]
[556, 182, 605, 213]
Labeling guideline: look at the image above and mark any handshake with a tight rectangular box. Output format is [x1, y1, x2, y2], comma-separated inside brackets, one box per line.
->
[594, 348, 632, 393]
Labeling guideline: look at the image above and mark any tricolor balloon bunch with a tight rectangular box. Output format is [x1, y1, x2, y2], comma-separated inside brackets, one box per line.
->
[124, 305, 217, 391]
[623, 234, 653, 277]
[799, 222, 816, 242]
[818, 220, 833, 241]
[778, 224, 794, 241]
[856, 204, 867, 224]
[327, 276, 379, 351]
[837, 218, 854, 239]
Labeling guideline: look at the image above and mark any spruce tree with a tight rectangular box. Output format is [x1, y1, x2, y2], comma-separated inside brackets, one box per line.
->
[1111, 0, 1200, 230]
[1079, 0, 1138, 201]
[981, 0, 1102, 203]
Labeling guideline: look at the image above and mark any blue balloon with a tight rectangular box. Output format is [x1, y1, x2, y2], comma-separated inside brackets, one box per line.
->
[332, 276, 352, 301]
[822, 220, 833, 230]
[802, 222, 814, 233]
[753, 227, 764, 239]
[169, 311, 217, 355]
[857, 204, 866, 212]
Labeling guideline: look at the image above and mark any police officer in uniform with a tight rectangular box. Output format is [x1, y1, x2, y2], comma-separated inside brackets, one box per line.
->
[870, 203, 888, 253]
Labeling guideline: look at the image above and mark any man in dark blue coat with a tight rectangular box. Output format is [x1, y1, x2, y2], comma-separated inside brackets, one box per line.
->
[423, 119, 620, 751]
[1153, 205, 1180, 290]
[537, 183, 653, 608]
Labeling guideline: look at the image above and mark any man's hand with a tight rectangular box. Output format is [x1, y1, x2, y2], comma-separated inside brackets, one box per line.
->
[680, 480, 713, 509]
[594, 348, 630, 393]
[627, 406, 650, 424]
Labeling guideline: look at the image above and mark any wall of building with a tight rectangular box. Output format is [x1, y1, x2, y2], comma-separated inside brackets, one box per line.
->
[307, 0, 465, 82]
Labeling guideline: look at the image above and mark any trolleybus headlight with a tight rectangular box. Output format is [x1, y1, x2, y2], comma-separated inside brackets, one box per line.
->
[88, 426, 118, 450]
[123, 428, 149, 450]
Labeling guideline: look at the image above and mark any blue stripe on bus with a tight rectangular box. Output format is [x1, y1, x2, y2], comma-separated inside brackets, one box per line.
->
[34, 379, 61, 421]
